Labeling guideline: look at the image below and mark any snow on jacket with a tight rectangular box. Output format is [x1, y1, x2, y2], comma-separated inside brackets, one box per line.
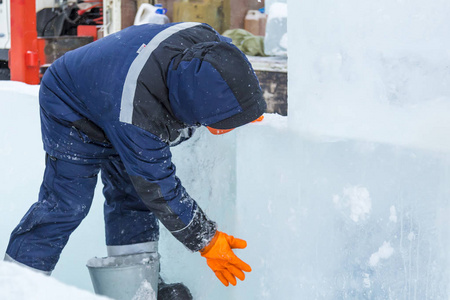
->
[39, 22, 266, 251]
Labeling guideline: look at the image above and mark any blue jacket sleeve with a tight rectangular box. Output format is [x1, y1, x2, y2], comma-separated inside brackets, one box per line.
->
[105, 122, 217, 251]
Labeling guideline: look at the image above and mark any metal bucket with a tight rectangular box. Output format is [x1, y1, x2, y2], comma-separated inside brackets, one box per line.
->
[86, 252, 160, 300]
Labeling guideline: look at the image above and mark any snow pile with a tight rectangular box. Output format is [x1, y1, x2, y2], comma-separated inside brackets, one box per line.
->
[0, 261, 110, 300]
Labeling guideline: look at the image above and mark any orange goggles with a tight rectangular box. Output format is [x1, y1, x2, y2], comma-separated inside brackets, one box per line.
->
[206, 127, 235, 135]
[252, 115, 264, 123]
[207, 115, 264, 135]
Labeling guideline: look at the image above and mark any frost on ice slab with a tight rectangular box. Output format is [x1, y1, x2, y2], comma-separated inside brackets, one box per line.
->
[389, 205, 398, 223]
[333, 186, 372, 222]
[369, 241, 394, 267]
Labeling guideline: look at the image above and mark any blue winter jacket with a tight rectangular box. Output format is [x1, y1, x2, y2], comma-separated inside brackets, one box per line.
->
[39, 22, 266, 251]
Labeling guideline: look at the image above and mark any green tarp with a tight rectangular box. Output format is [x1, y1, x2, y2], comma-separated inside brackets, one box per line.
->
[222, 29, 267, 57]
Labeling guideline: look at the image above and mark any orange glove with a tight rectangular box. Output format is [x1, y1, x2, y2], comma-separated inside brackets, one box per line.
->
[200, 231, 252, 286]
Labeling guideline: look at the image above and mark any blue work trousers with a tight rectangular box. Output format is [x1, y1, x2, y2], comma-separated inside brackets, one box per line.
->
[6, 104, 159, 272]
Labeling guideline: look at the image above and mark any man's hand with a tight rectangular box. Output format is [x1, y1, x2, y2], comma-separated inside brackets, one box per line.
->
[200, 231, 252, 286]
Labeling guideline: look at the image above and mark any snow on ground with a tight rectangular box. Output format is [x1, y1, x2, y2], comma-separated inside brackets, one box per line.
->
[0, 261, 110, 299]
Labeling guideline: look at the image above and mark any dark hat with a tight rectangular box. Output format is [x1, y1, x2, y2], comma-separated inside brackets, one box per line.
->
[168, 41, 266, 129]
[202, 42, 266, 129]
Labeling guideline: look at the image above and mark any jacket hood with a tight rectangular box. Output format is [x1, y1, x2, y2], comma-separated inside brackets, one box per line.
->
[166, 41, 266, 129]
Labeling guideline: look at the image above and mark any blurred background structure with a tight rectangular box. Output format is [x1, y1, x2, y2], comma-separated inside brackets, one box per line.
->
[0, 0, 287, 115]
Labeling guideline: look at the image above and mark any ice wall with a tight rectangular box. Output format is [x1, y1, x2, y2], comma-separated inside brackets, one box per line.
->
[155, 4, 450, 297]
[159, 129, 238, 300]
[234, 120, 450, 299]
[290, 0, 450, 153]
[270, 0, 450, 298]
